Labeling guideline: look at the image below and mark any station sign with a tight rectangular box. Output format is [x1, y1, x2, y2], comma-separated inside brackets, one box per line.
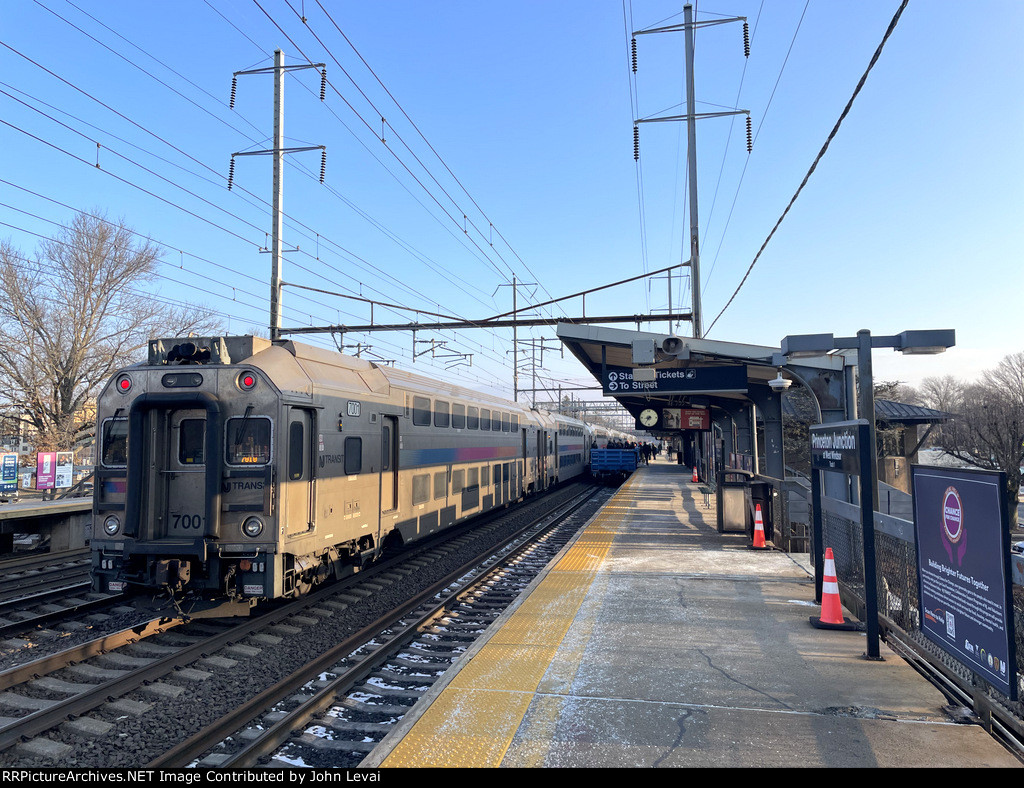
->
[809, 420, 865, 474]
[912, 465, 1015, 698]
[603, 365, 746, 396]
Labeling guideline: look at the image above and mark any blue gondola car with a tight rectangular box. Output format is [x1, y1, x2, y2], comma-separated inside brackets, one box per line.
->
[590, 448, 638, 484]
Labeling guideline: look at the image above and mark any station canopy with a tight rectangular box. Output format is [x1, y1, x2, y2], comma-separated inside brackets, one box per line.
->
[555, 322, 841, 434]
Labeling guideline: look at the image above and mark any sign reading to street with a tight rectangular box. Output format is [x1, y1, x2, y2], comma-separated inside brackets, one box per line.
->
[603, 365, 746, 396]
[809, 421, 866, 475]
[913, 465, 1015, 698]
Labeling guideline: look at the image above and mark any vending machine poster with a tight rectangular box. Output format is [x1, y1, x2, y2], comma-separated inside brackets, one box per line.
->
[36, 452, 57, 490]
[0, 453, 17, 493]
[913, 465, 1015, 698]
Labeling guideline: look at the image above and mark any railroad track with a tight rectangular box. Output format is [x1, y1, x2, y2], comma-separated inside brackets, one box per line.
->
[153, 483, 610, 768]
[0, 548, 130, 645]
[0, 549, 91, 604]
[0, 482, 607, 767]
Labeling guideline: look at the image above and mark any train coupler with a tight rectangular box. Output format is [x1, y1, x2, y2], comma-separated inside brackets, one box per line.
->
[154, 558, 191, 592]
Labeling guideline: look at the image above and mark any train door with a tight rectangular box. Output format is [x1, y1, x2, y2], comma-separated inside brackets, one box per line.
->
[539, 430, 547, 491]
[553, 430, 559, 483]
[380, 415, 398, 513]
[161, 409, 209, 538]
[284, 408, 315, 536]
[521, 429, 529, 495]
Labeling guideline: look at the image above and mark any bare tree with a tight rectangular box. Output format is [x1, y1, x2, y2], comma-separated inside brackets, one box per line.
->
[0, 211, 224, 451]
[942, 353, 1024, 530]
[918, 374, 964, 448]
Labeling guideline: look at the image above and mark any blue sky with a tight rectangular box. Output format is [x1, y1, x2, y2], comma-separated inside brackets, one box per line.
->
[2, 0, 1021, 406]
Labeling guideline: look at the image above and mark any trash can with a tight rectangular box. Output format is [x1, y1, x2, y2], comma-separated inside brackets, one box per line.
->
[717, 469, 753, 534]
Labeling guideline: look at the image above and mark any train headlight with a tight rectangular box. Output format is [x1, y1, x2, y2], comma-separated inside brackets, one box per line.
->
[103, 515, 121, 536]
[242, 516, 264, 538]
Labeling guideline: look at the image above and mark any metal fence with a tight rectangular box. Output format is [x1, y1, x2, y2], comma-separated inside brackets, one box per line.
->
[816, 492, 1024, 740]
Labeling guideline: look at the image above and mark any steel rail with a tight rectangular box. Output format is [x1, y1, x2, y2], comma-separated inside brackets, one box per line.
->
[148, 486, 600, 768]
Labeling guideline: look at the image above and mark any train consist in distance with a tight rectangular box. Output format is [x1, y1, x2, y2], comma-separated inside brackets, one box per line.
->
[90, 335, 634, 612]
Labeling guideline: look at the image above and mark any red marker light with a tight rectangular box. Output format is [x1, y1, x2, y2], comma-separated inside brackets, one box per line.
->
[117, 375, 132, 393]
[238, 371, 257, 390]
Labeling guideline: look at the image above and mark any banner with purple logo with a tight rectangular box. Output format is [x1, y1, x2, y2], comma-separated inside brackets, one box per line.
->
[913, 465, 1015, 698]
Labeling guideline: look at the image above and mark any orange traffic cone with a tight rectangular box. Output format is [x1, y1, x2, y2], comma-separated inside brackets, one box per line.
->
[810, 548, 860, 631]
[692, 466, 699, 483]
[749, 503, 770, 550]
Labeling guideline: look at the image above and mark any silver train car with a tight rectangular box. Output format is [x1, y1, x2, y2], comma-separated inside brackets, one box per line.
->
[90, 336, 594, 606]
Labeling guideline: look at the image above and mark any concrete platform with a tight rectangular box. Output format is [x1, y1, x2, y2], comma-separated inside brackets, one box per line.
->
[363, 458, 1023, 768]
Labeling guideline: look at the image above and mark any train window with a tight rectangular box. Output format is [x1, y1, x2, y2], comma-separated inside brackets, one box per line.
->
[412, 474, 430, 505]
[100, 418, 128, 467]
[511, 414, 519, 431]
[492, 411, 502, 431]
[502, 413, 510, 432]
[467, 468, 479, 488]
[413, 396, 431, 426]
[502, 463, 510, 482]
[480, 409, 490, 430]
[434, 400, 450, 428]
[452, 404, 466, 429]
[467, 407, 479, 429]
[434, 471, 447, 499]
[178, 419, 205, 465]
[481, 465, 490, 486]
[226, 417, 272, 466]
[288, 421, 304, 480]
[452, 469, 464, 493]
[381, 426, 391, 472]
[344, 437, 362, 475]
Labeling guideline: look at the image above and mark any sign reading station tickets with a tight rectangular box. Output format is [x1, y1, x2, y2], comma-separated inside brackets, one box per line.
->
[603, 365, 746, 396]
[912, 465, 1015, 698]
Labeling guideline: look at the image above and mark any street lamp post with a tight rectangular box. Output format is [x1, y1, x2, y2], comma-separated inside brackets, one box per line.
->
[780, 328, 955, 661]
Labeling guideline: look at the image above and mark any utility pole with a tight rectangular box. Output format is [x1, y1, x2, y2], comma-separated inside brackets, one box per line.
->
[495, 276, 536, 402]
[683, 3, 701, 338]
[229, 49, 327, 340]
[632, 5, 751, 339]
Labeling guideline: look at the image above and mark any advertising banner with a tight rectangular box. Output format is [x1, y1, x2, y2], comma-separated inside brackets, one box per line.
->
[662, 408, 710, 430]
[55, 452, 75, 489]
[913, 465, 1015, 698]
[0, 453, 17, 494]
[36, 452, 57, 490]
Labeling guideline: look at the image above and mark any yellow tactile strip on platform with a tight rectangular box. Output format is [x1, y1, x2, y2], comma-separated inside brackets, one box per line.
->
[380, 490, 623, 767]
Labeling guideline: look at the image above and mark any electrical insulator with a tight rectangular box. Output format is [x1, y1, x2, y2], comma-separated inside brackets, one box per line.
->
[743, 22, 750, 57]
[228, 158, 235, 190]
[745, 116, 752, 153]
[633, 126, 640, 161]
[320, 69, 326, 101]
[230, 76, 237, 109]
[631, 38, 637, 73]
[319, 149, 326, 183]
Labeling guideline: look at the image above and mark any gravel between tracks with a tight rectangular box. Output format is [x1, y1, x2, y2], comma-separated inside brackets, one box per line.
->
[5, 484, 593, 768]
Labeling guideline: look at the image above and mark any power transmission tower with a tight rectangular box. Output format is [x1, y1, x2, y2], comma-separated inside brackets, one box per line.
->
[228, 49, 327, 340]
[632, 4, 752, 339]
